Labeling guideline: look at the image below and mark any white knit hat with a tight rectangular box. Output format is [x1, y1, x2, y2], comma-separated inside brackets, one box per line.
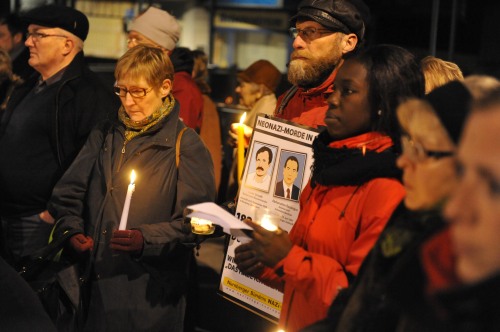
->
[129, 7, 181, 51]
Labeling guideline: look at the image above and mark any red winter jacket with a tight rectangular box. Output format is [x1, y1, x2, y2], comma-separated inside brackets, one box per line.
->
[173, 71, 204, 132]
[273, 67, 338, 128]
[260, 133, 405, 331]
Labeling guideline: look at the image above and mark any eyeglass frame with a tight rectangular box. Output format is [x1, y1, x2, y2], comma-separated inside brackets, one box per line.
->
[26, 31, 68, 41]
[401, 134, 454, 162]
[288, 27, 337, 42]
[114, 85, 153, 99]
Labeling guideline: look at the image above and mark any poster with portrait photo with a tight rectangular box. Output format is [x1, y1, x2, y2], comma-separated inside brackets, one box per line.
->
[219, 115, 320, 323]
[244, 141, 278, 193]
[273, 150, 307, 202]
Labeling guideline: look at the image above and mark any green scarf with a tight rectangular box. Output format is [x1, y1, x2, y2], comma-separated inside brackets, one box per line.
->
[118, 94, 175, 142]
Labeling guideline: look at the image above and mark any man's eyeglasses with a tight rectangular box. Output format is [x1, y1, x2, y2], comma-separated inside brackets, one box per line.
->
[288, 27, 335, 42]
[401, 135, 454, 162]
[114, 86, 153, 99]
[26, 32, 68, 41]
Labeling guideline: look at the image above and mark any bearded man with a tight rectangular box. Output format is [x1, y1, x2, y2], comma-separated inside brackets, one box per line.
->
[274, 0, 369, 128]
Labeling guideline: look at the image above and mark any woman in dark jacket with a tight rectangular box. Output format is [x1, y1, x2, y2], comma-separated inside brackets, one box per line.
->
[47, 45, 216, 332]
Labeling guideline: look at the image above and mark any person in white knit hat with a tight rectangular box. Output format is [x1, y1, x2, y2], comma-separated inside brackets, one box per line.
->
[127, 6, 181, 53]
[127, 6, 204, 132]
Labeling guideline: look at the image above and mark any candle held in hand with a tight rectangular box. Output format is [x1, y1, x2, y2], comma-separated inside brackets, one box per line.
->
[237, 112, 247, 184]
[119, 170, 136, 230]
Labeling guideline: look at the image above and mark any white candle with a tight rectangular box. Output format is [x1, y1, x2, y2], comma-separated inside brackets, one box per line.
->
[119, 170, 136, 230]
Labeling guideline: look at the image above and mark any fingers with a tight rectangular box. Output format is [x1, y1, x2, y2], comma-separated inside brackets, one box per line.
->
[110, 230, 144, 254]
[234, 242, 252, 253]
[110, 237, 132, 246]
[69, 234, 93, 253]
[234, 246, 263, 275]
[80, 238, 94, 251]
[110, 243, 130, 251]
[112, 230, 134, 238]
[39, 210, 55, 224]
[110, 230, 134, 246]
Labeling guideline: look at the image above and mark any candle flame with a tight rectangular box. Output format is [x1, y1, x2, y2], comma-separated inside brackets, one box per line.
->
[362, 145, 366, 156]
[239, 112, 247, 124]
[260, 215, 278, 232]
[130, 170, 136, 184]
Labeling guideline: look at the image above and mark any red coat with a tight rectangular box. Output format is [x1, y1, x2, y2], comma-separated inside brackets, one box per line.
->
[273, 67, 338, 128]
[260, 133, 405, 331]
[173, 71, 204, 132]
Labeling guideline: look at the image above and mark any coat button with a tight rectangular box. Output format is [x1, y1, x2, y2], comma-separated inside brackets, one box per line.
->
[102, 229, 107, 235]
[165, 138, 168, 142]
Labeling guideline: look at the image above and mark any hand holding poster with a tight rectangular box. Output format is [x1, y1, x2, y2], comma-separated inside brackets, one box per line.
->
[219, 115, 319, 322]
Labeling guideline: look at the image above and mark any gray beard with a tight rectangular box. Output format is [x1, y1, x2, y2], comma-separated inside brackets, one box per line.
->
[287, 59, 336, 90]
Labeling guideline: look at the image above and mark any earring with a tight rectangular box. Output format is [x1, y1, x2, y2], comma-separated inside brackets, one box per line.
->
[377, 110, 382, 116]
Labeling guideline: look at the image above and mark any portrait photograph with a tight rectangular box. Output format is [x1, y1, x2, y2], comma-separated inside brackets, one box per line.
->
[245, 141, 278, 193]
[273, 150, 306, 201]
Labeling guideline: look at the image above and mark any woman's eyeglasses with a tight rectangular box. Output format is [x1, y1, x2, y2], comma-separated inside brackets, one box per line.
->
[114, 86, 153, 99]
[401, 135, 454, 162]
[288, 27, 336, 42]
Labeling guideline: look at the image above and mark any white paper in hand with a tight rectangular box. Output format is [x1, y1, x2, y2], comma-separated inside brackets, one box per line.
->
[187, 202, 253, 240]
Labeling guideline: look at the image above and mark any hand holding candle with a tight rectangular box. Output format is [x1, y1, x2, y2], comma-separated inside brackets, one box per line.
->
[119, 170, 136, 230]
[237, 112, 247, 184]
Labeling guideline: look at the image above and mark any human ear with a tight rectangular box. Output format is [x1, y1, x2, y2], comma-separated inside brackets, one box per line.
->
[13, 32, 22, 45]
[160, 78, 172, 97]
[62, 38, 74, 55]
[342, 33, 358, 54]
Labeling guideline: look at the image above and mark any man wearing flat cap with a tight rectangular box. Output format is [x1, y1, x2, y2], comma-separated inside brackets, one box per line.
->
[0, 5, 118, 267]
[127, 6, 204, 133]
[274, 0, 369, 129]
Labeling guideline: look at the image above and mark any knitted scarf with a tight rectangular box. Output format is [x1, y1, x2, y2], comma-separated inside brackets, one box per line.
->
[118, 94, 175, 141]
[311, 130, 402, 187]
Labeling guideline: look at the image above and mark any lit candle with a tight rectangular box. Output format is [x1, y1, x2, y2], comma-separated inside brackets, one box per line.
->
[119, 170, 136, 230]
[237, 112, 247, 184]
[190, 217, 215, 235]
[259, 214, 279, 232]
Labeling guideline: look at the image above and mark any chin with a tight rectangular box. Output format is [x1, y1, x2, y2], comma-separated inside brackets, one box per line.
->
[404, 196, 421, 211]
[127, 113, 145, 122]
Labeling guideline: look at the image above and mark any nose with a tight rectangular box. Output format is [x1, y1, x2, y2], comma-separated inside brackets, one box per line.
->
[326, 88, 340, 108]
[444, 175, 474, 226]
[292, 35, 305, 49]
[122, 92, 136, 106]
[25, 35, 33, 47]
[396, 153, 412, 171]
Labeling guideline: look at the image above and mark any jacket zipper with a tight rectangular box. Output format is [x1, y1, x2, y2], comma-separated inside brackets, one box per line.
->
[116, 139, 128, 173]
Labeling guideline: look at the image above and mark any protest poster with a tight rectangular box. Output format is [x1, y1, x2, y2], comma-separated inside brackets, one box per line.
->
[218, 115, 319, 322]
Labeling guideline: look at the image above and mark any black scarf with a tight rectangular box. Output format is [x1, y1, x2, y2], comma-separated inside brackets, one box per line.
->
[311, 130, 402, 187]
